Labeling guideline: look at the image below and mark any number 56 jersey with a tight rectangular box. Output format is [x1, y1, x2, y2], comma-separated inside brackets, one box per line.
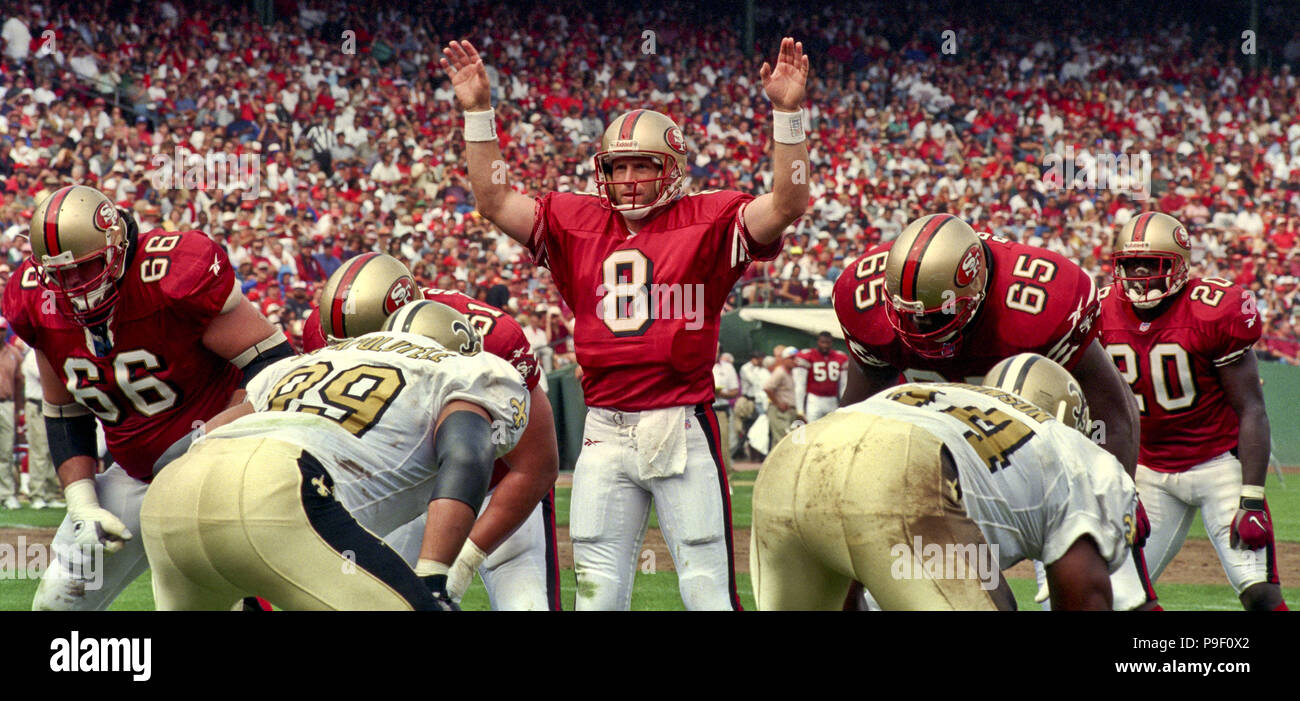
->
[1099, 278, 1262, 472]
[208, 331, 530, 537]
[854, 382, 1137, 572]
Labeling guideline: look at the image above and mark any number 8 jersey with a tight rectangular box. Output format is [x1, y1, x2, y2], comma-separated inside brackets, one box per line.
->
[1099, 277, 1262, 472]
[527, 190, 780, 410]
[3, 229, 242, 481]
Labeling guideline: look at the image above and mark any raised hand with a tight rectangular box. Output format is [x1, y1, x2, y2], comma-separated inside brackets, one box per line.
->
[760, 37, 809, 112]
[440, 40, 492, 112]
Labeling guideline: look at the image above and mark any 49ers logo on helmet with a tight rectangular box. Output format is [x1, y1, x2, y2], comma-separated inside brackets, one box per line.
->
[384, 278, 417, 314]
[664, 127, 686, 154]
[92, 202, 118, 232]
[1172, 226, 1190, 250]
[954, 245, 981, 287]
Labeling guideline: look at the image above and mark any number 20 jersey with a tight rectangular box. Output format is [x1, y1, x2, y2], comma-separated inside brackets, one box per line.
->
[527, 190, 780, 410]
[212, 331, 530, 537]
[1099, 278, 1262, 472]
[855, 382, 1136, 572]
[2, 229, 241, 481]
[833, 233, 1100, 382]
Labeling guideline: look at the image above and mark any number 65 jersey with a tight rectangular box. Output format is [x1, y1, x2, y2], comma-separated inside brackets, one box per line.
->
[833, 233, 1100, 383]
[858, 382, 1137, 571]
[209, 330, 530, 537]
[1099, 277, 1262, 472]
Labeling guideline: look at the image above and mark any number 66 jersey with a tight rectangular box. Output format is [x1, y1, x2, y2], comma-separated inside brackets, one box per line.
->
[209, 330, 530, 537]
[1099, 277, 1262, 472]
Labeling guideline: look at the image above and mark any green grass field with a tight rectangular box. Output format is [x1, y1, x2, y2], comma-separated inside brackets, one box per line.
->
[1, 473, 1294, 611]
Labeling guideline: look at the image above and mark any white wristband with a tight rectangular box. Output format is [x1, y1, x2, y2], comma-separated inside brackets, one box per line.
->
[63, 479, 100, 516]
[773, 108, 806, 144]
[1241, 484, 1266, 500]
[456, 538, 488, 571]
[463, 108, 497, 142]
[414, 558, 450, 577]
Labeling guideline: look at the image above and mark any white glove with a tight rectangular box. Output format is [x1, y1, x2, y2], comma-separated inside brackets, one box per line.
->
[64, 479, 132, 554]
[446, 538, 488, 604]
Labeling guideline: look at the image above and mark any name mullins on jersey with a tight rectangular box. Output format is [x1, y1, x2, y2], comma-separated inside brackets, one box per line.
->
[594, 281, 705, 331]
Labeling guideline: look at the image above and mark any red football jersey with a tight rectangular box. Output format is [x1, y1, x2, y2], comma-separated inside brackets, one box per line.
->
[303, 289, 541, 392]
[794, 348, 849, 396]
[833, 232, 1100, 383]
[1099, 277, 1261, 471]
[3, 229, 241, 481]
[527, 190, 779, 410]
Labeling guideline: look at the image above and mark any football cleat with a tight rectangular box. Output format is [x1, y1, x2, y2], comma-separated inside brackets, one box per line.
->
[320, 253, 423, 342]
[984, 352, 1090, 435]
[883, 214, 988, 359]
[383, 300, 482, 356]
[593, 109, 689, 220]
[28, 185, 135, 327]
[1111, 212, 1192, 309]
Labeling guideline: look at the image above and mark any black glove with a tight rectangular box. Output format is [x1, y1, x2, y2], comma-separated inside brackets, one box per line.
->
[420, 574, 460, 612]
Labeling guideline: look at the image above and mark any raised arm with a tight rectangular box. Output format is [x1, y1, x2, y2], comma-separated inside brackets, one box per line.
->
[441, 40, 537, 245]
[743, 38, 811, 245]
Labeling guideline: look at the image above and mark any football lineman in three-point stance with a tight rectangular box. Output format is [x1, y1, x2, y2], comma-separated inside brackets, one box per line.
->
[140, 301, 528, 610]
[302, 253, 562, 610]
[832, 213, 1157, 610]
[3, 185, 292, 611]
[1101, 212, 1288, 611]
[751, 353, 1137, 611]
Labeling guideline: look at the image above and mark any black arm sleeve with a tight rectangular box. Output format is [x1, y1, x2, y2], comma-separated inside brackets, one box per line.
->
[428, 410, 496, 511]
[239, 339, 295, 388]
[47, 413, 100, 467]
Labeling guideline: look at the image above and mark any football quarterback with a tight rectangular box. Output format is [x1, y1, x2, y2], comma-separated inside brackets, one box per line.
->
[142, 300, 528, 610]
[750, 353, 1136, 611]
[442, 36, 810, 610]
[303, 255, 561, 610]
[1101, 212, 1287, 611]
[2, 185, 292, 611]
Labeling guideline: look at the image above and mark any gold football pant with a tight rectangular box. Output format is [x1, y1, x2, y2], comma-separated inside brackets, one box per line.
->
[140, 436, 441, 611]
[750, 413, 1012, 610]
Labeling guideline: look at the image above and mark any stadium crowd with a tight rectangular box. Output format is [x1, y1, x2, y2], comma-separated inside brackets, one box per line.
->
[3, 0, 1300, 362]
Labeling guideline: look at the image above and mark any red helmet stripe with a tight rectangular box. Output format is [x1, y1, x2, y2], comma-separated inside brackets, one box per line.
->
[42, 187, 75, 258]
[618, 110, 646, 141]
[1131, 212, 1153, 242]
[900, 214, 955, 302]
[329, 252, 379, 339]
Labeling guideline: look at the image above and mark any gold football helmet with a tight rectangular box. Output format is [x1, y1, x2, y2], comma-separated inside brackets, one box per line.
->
[382, 300, 482, 356]
[593, 109, 689, 219]
[320, 253, 422, 342]
[1111, 212, 1192, 309]
[984, 353, 1090, 434]
[28, 185, 133, 326]
[883, 213, 989, 359]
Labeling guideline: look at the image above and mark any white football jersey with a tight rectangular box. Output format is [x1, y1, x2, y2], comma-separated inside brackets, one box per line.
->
[850, 382, 1136, 573]
[207, 330, 529, 537]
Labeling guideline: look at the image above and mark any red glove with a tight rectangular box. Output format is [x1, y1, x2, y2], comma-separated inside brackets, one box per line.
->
[1230, 486, 1273, 550]
[1133, 499, 1151, 548]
